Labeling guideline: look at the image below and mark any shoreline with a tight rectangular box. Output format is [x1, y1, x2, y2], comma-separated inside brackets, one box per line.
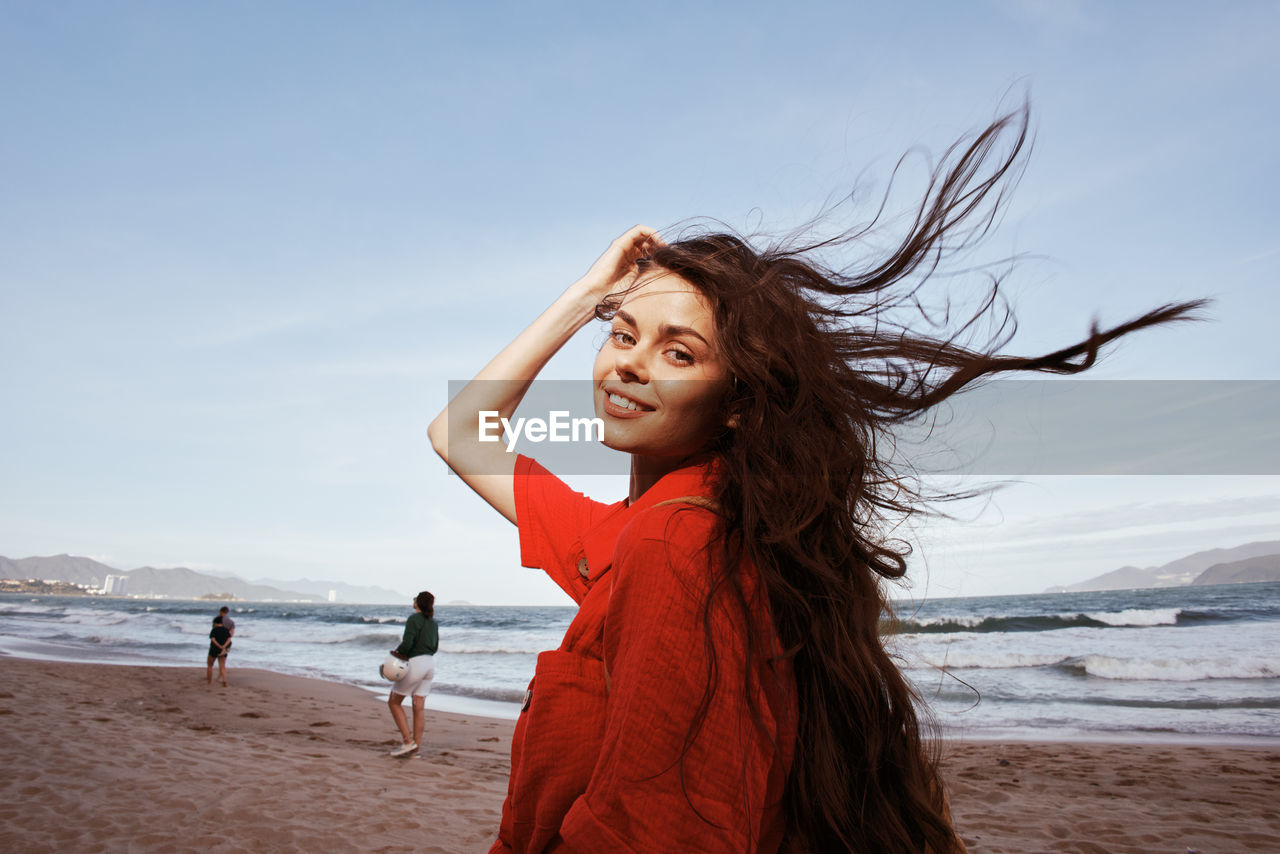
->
[1, 655, 1278, 852]
[0, 634, 526, 721]
[7, 588, 1277, 744]
[8, 638, 1279, 745]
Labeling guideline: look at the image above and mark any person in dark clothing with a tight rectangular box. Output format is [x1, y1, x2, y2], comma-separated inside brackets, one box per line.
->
[207, 615, 231, 687]
[387, 590, 439, 757]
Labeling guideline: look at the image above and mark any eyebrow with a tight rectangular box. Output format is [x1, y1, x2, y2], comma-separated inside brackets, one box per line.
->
[615, 309, 710, 347]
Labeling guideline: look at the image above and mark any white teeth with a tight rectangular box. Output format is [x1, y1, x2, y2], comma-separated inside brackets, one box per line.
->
[608, 392, 640, 411]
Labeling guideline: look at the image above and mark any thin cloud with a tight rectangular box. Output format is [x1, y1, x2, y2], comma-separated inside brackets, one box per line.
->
[1237, 246, 1280, 266]
[962, 493, 1280, 549]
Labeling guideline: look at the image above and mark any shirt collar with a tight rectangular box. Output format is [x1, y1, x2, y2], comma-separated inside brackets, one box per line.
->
[580, 457, 718, 581]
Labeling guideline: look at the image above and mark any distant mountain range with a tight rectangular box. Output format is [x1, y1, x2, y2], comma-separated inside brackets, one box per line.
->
[0, 554, 406, 604]
[1045, 540, 1280, 592]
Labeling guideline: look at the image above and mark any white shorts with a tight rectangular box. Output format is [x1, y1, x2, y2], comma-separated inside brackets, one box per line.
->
[391, 654, 435, 698]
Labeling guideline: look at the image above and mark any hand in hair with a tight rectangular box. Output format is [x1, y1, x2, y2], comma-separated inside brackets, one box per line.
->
[573, 224, 663, 303]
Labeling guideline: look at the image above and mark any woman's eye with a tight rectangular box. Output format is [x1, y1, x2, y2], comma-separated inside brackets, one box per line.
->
[667, 348, 694, 364]
[610, 329, 635, 345]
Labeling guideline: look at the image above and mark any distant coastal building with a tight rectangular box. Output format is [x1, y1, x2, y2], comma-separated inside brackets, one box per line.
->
[328, 589, 337, 603]
[103, 574, 128, 595]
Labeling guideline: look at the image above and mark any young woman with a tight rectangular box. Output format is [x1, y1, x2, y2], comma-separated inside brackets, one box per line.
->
[387, 590, 439, 758]
[206, 615, 230, 687]
[429, 107, 1203, 853]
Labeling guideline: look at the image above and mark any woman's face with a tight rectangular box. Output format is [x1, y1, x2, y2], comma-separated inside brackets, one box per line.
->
[592, 270, 732, 459]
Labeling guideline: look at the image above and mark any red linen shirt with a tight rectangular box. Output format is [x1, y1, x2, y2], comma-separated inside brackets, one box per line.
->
[490, 455, 796, 854]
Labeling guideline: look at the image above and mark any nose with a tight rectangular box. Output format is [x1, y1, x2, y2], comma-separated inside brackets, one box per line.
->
[613, 345, 649, 384]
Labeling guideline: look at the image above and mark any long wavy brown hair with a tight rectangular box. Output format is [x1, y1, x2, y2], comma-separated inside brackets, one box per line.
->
[605, 105, 1205, 852]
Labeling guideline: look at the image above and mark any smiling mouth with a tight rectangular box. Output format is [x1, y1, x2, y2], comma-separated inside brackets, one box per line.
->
[605, 391, 654, 412]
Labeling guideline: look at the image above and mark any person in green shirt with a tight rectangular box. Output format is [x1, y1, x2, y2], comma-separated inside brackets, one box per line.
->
[387, 590, 439, 757]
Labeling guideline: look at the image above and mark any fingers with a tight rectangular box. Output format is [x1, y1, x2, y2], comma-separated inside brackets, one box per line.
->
[608, 226, 663, 282]
[616, 223, 658, 243]
[577, 225, 666, 296]
[616, 224, 663, 257]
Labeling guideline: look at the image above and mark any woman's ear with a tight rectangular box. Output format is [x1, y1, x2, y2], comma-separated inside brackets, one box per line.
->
[725, 412, 740, 429]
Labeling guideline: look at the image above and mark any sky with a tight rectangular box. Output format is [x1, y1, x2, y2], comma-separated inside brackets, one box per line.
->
[2, 1, 1277, 605]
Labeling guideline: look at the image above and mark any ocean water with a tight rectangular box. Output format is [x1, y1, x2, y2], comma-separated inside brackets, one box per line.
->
[1, 583, 1277, 739]
[892, 583, 1280, 740]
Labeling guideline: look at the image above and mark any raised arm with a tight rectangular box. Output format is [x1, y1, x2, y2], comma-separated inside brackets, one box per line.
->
[427, 225, 659, 523]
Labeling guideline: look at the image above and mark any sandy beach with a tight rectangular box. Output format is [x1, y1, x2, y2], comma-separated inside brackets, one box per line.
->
[1, 655, 1277, 853]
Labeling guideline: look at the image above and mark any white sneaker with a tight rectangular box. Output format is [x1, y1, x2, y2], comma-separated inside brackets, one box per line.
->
[390, 741, 418, 758]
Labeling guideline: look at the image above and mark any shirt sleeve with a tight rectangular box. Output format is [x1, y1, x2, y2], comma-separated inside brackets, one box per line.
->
[514, 454, 615, 604]
[425, 618, 439, 656]
[395, 613, 420, 658]
[557, 507, 789, 852]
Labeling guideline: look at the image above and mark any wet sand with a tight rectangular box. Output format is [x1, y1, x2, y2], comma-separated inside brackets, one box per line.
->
[1, 656, 1277, 852]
